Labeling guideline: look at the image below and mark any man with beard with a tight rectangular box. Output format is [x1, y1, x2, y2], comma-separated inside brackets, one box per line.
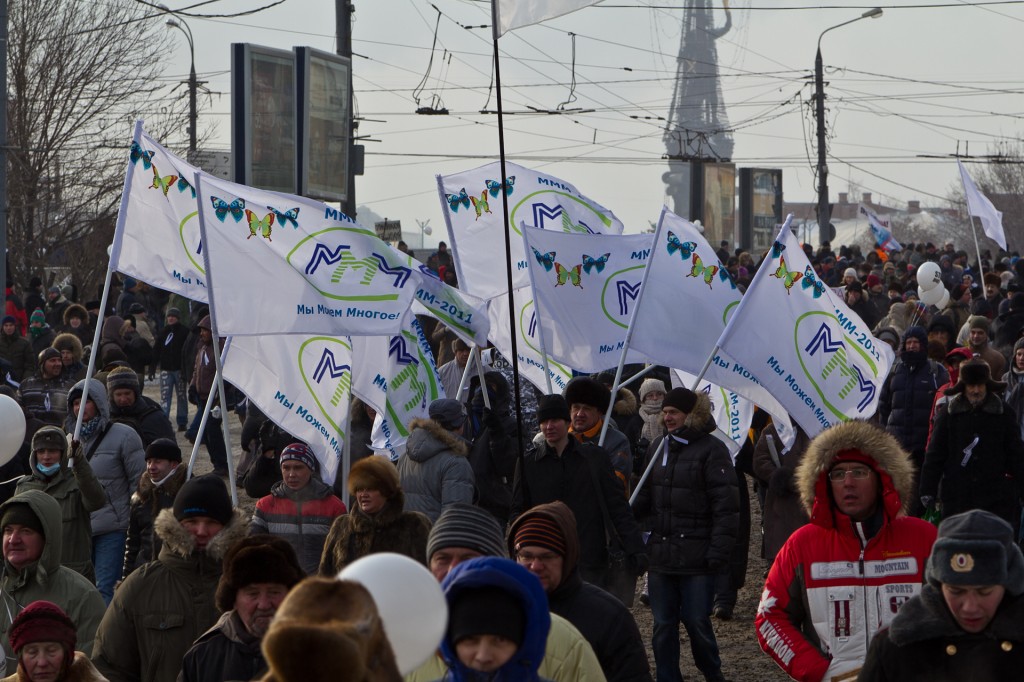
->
[179, 535, 305, 682]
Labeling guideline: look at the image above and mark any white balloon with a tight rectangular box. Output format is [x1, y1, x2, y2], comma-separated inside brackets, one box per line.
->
[916, 262, 942, 292]
[919, 284, 945, 307]
[339, 552, 447, 674]
[936, 288, 950, 310]
[0, 395, 25, 467]
[423, 225, 433, 236]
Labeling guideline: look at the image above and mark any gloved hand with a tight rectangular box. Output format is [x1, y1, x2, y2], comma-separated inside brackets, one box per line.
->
[482, 407, 502, 431]
[921, 496, 935, 509]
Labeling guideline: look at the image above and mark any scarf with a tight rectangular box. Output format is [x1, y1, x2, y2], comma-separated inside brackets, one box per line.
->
[639, 402, 664, 443]
[79, 416, 102, 441]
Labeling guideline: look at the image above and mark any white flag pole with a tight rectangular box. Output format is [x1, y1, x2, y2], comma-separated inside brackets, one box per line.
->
[74, 119, 144, 443]
[186, 369, 217, 477]
[520, 225, 555, 394]
[967, 213, 986, 284]
[597, 209, 665, 447]
[193, 173, 237, 504]
[473, 346, 492, 410]
[455, 346, 477, 403]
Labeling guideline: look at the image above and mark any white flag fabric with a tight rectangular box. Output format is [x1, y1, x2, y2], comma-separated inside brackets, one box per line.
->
[486, 286, 575, 394]
[671, 368, 754, 460]
[714, 220, 895, 438]
[859, 204, 901, 253]
[958, 159, 1007, 250]
[493, 0, 602, 37]
[221, 335, 350, 484]
[195, 174, 488, 343]
[522, 225, 652, 373]
[350, 313, 444, 461]
[111, 124, 209, 302]
[438, 161, 624, 301]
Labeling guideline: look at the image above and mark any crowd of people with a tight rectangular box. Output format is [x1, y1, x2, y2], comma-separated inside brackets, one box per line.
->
[0, 234, 1023, 681]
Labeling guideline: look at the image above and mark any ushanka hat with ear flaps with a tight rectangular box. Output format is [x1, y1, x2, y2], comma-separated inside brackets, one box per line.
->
[927, 510, 1024, 595]
[216, 534, 305, 611]
[563, 376, 610, 412]
[536, 394, 570, 423]
[944, 357, 1006, 395]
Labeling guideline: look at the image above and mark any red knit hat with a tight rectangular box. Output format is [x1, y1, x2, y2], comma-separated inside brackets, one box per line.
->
[10, 601, 76, 654]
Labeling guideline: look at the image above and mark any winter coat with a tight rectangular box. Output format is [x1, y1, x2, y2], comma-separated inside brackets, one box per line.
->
[18, 373, 75, 426]
[0, 331, 33, 382]
[438, 557, 553, 682]
[0, 651, 108, 682]
[1002, 338, 1024, 439]
[751, 423, 811, 566]
[0, 491, 106, 676]
[878, 354, 948, 455]
[922, 391, 1024, 527]
[508, 502, 651, 682]
[572, 420, 632, 493]
[994, 307, 1024, 352]
[465, 372, 519, 524]
[251, 479, 347, 575]
[14, 438, 106, 581]
[755, 421, 938, 682]
[92, 507, 249, 682]
[632, 393, 739, 574]
[97, 317, 126, 365]
[122, 465, 187, 578]
[109, 394, 175, 447]
[29, 325, 56, 355]
[45, 297, 70, 331]
[179, 610, 268, 682]
[60, 303, 91, 346]
[512, 434, 646, 575]
[64, 379, 146, 536]
[156, 321, 188, 371]
[397, 418, 475, 523]
[858, 584, 1024, 681]
[318, 489, 431, 575]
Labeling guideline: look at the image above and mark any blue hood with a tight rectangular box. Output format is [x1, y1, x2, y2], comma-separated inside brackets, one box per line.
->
[439, 557, 550, 681]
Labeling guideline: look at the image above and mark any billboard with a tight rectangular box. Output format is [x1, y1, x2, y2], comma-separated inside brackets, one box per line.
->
[701, 162, 736, 250]
[739, 168, 783, 254]
[231, 43, 296, 193]
[296, 48, 351, 203]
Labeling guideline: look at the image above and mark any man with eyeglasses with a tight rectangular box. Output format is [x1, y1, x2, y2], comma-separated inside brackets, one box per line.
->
[755, 421, 937, 682]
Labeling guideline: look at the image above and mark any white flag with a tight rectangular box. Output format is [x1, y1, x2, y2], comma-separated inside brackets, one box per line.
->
[221, 335, 350, 484]
[438, 161, 624, 301]
[493, 0, 602, 37]
[522, 225, 651, 373]
[958, 159, 1006, 250]
[195, 174, 488, 342]
[350, 313, 445, 461]
[111, 124, 209, 302]
[671, 368, 754, 460]
[714, 219, 895, 438]
[486, 285, 575, 394]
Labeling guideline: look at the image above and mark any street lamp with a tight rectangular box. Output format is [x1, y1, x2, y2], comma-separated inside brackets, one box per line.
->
[159, 5, 197, 157]
[815, 7, 882, 243]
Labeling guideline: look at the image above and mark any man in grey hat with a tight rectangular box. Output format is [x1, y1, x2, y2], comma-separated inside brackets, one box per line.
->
[397, 398, 475, 522]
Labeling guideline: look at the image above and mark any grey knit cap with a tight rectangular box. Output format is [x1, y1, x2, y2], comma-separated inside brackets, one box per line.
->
[426, 503, 507, 561]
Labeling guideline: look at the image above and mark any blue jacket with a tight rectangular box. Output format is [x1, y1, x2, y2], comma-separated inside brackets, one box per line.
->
[439, 557, 552, 682]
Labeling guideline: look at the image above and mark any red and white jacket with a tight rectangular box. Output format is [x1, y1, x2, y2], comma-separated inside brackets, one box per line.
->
[754, 421, 937, 682]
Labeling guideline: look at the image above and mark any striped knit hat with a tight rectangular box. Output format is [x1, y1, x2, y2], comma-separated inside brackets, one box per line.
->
[513, 515, 567, 557]
[427, 504, 507, 561]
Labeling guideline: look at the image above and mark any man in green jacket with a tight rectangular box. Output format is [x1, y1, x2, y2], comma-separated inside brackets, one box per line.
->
[0, 490, 106, 676]
[92, 474, 248, 682]
[14, 425, 106, 581]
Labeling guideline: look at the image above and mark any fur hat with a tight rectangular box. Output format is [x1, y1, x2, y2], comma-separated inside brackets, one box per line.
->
[638, 378, 667, 402]
[536, 394, 570, 423]
[173, 474, 233, 525]
[145, 438, 182, 463]
[663, 387, 698, 414]
[52, 333, 82, 362]
[9, 601, 76, 655]
[260, 577, 402, 682]
[31, 426, 66, 455]
[347, 457, 400, 499]
[216, 534, 305, 611]
[927, 510, 1024, 596]
[106, 366, 140, 395]
[427, 503, 507, 562]
[945, 357, 1006, 395]
[563, 377, 610, 412]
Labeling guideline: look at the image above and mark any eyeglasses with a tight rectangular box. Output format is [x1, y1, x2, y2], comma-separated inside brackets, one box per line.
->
[515, 551, 560, 565]
[828, 467, 872, 482]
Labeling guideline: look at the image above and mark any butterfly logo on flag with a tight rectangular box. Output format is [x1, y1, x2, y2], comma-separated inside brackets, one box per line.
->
[582, 253, 609, 275]
[688, 255, 718, 287]
[667, 231, 697, 260]
[445, 188, 471, 212]
[211, 196, 246, 223]
[771, 256, 802, 294]
[532, 247, 556, 272]
[267, 206, 300, 228]
[485, 177, 515, 198]
[149, 166, 178, 197]
[245, 210, 274, 241]
[554, 262, 582, 288]
[470, 192, 491, 220]
[176, 176, 196, 199]
[717, 268, 737, 290]
[801, 265, 826, 299]
[129, 141, 155, 169]
[771, 241, 786, 259]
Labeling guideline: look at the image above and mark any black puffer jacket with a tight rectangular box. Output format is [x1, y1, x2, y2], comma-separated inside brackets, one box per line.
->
[122, 465, 187, 578]
[180, 610, 267, 682]
[878, 337, 948, 454]
[632, 392, 739, 574]
[466, 371, 520, 524]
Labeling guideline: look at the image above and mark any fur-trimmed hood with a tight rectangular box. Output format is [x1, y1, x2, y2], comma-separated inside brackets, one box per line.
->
[153, 506, 249, 562]
[667, 390, 716, 437]
[131, 464, 187, 506]
[62, 303, 89, 326]
[613, 386, 638, 419]
[405, 417, 468, 462]
[4, 650, 109, 682]
[796, 420, 914, 526]
[52, 332, 83, 362]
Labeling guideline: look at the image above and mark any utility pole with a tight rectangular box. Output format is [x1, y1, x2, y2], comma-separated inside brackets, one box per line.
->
[336, 0, 356, 218]
[814, 46, 829, 245]
[0, 0, 7, 295]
